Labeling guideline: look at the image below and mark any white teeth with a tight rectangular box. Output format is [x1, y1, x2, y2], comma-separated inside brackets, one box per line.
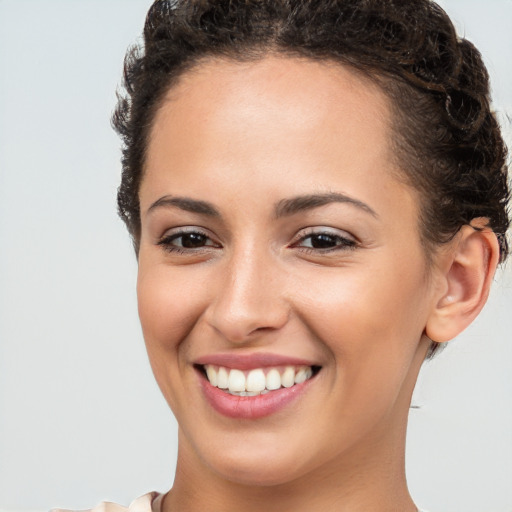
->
[203, 364, 316, 394]
[229, 390, 261, 397]
[265, 368, 281, 391]
[217, 367, 229, 389]
[281, 366, 295, 388]
[246, 369, 266, 392]
[206, 365, 218, 387]
[294, 368, 307, 384]
[228, 369, 246, 392]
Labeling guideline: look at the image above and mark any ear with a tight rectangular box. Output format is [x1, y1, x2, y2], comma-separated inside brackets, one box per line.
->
[425, 220, 500, 343]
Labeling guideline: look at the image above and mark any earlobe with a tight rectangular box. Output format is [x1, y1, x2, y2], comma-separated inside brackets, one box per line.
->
[425, 220, 500, 343]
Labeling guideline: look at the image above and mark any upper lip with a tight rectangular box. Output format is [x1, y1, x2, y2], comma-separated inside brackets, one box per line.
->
[194, 352, 319, 370]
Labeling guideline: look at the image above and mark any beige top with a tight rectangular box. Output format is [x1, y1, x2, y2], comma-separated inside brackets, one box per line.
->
[52, 493, 164, 512]
[53, 492, 429, 512]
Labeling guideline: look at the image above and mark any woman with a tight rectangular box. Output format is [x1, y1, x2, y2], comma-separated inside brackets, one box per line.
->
[64, 0, 510, 510]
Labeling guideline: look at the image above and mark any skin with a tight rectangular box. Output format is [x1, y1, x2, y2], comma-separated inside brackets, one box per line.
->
[136, 56, 497, 511]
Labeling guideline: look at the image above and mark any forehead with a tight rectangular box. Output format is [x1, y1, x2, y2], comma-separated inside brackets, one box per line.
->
[142, 56, 416, 226]
[147, 56, 392, 161]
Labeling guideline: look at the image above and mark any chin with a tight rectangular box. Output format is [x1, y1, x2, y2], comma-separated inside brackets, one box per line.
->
[209, 453, 309, 487]
[188, 429, 316, 487]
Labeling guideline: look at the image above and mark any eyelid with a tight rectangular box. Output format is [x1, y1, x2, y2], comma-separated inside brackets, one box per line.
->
[290, 226, 359, 252]
[158, 225, 209, 239]
[291, 226, 357, 243]
[156, 226, 221, 251]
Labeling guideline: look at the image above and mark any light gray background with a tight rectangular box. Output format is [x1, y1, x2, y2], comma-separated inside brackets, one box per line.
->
[0, 1, 510, 511]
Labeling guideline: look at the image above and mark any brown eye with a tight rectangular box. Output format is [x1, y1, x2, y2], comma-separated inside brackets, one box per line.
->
[297, 232, 356, 251]
[307, 234, 340, 249]
[179, 233, 209, 248]
[157, 229, 220, 253]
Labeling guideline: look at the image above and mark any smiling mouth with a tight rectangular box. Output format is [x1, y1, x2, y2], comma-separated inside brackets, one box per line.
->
[197, 364, 322, 396]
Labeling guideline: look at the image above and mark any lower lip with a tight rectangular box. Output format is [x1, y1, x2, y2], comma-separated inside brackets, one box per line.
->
[199, 373, 314, 419]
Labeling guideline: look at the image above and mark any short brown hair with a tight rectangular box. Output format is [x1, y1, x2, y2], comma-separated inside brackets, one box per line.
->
[113, 1, 510, 357]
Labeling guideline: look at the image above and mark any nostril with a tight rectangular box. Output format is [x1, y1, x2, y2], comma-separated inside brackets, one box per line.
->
[204, 268, 290, 344]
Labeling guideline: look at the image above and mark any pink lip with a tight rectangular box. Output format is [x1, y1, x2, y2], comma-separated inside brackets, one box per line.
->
[194, 353, 320, 419]
[199, 376, 314, 419]
[194, 352, 317, 370]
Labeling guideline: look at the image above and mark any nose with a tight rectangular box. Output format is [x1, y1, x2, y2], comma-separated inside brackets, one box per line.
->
[205, 247, 289, 344]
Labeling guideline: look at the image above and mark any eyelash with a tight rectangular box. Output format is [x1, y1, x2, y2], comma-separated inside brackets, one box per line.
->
[157, 229, 220, 254]
[157, 228, 358, 254]
[291, 230, 357, 254]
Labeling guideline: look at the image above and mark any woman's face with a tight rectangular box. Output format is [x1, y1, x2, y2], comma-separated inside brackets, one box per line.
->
[137, 57, 438, 485]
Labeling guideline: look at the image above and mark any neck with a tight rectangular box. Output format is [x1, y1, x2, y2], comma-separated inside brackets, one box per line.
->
[163, 417, 416, 512]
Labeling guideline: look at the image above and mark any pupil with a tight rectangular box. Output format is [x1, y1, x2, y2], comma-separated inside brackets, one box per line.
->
[182, 233, 206, 248]
[311, 234, 337, 248]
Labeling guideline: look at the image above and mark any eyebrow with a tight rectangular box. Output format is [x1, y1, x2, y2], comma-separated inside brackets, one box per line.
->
[146, 192, 378, 219]
[274, 192, 378, 218]
[147, 196, 220, 217]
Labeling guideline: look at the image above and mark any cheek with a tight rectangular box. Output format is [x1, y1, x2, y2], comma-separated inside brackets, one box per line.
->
[136, 263, 212, 414]
[292, 263, 429, 431]
[292, 254, 430, 381]
[137, 262, 206, 342]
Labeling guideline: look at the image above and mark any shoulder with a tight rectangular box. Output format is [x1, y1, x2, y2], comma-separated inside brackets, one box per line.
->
[51, 492, 163, 512]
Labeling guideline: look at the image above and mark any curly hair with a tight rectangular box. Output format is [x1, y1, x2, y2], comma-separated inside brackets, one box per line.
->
[112, 0, 510, 353]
